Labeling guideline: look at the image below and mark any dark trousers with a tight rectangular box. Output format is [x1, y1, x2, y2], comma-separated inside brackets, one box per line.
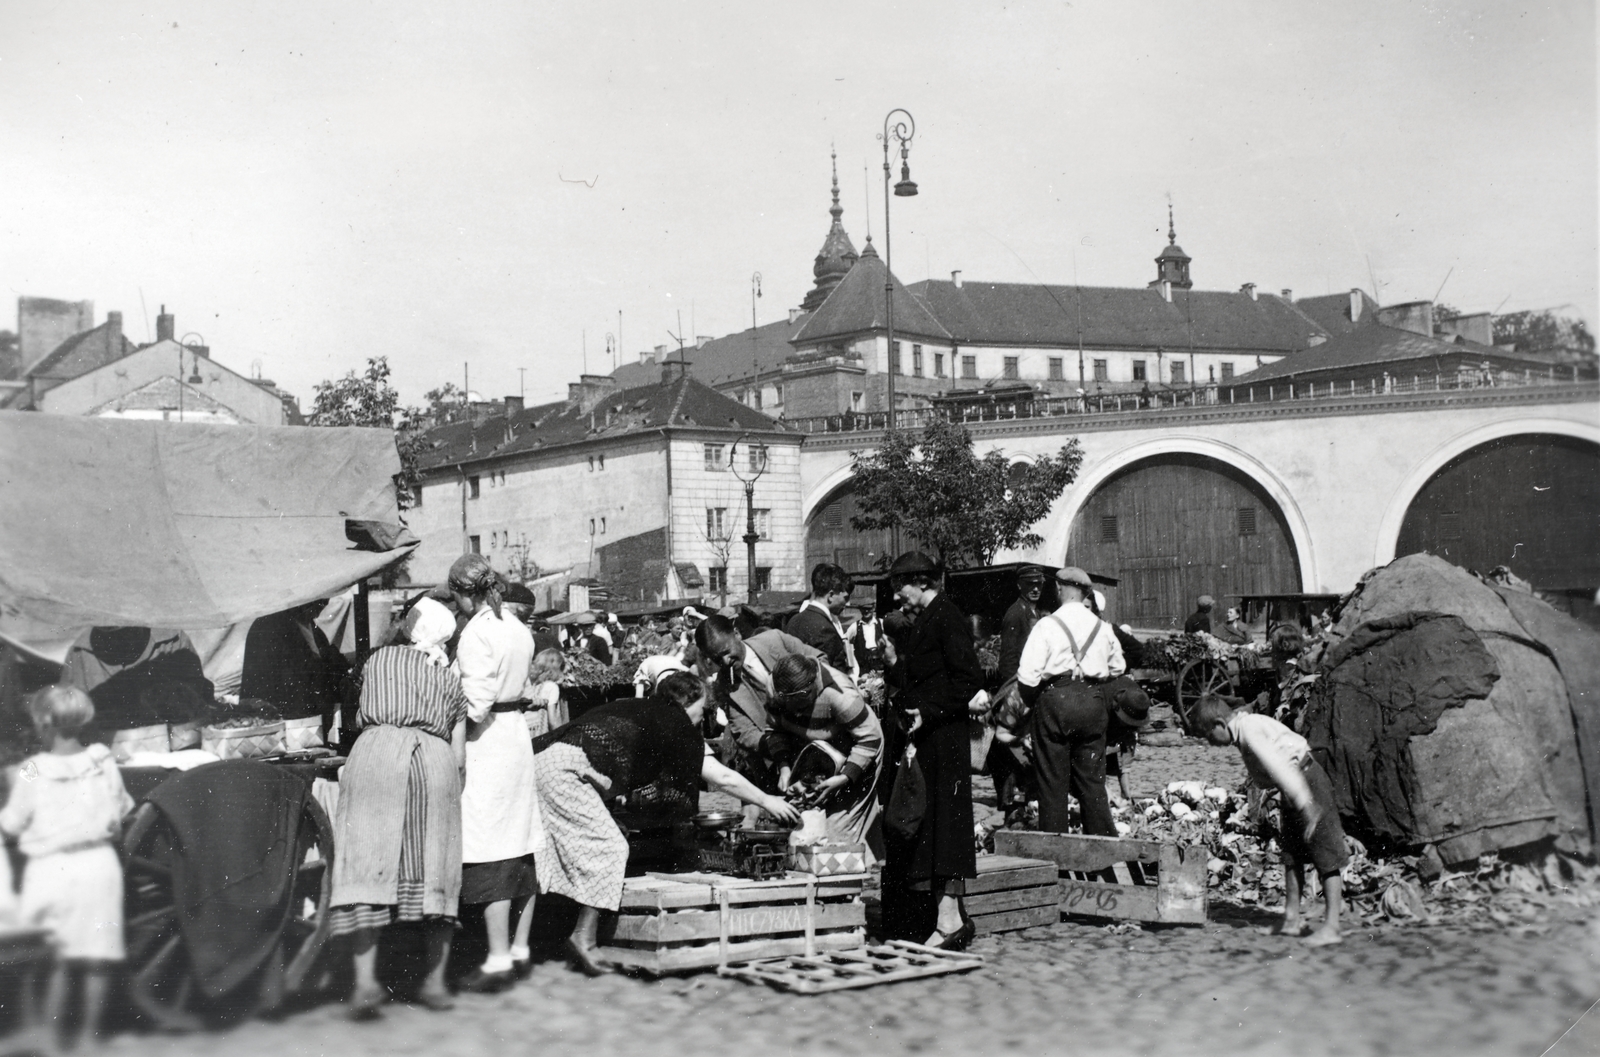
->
[1031, 680, 1114, 836]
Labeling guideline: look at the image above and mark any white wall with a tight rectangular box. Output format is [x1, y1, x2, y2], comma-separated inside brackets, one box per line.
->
[40, 340, 286, 423]
[407, 434, 669, 585]
[668, 434, 805, 602]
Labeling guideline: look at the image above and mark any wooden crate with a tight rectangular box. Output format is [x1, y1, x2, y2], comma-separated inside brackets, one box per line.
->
[594, 871, 867, 975]
[993, 831, 1208, 925]
[965, 855, 1061, 935]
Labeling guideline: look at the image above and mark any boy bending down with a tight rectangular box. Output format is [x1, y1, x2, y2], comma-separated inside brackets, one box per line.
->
[1195, 694, 1345, 947]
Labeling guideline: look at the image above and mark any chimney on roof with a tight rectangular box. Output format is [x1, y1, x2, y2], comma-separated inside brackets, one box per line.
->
[505, 395, 524, 415]
[951, 270, 963, 289]
[567, 374, 618, 414]
[696, 336, 713, 348]
[654, 345, 666, 357]
[106, 311, 123, 345]
[639, 349, 656, 365]
[1240, 283, 1257, 301]
[1280, 289, 1293, 301]
[1349, 288, 1364, 323]
[788, 308, 801, 325]
[1437, 311, 1493, 346]
[156, 305, 174, 343]
[1161, 281, 1173, 303]
[1375, 301, 1435, 337]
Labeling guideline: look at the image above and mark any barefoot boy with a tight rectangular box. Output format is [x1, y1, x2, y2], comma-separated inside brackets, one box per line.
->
[1195, 694, 1345, 946]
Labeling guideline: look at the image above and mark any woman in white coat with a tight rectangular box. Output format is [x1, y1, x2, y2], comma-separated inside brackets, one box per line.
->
[448, 554, 543, 993]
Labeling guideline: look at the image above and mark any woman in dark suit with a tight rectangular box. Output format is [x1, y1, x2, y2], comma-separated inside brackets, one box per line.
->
[881, 552, 987, 950]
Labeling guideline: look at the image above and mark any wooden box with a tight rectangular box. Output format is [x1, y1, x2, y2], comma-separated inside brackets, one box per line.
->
[594, 871, 867, 975]
[790, 843, 868, 877]
[966, 855, 1061, 935]
[993, 831, 1208, 926]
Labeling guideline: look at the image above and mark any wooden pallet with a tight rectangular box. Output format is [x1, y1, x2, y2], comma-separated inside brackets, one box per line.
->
[718, 940, 983, 994]
[966, 855, 1061, 934]
[593, 871, 867, 975]
[993, 831, 1208, 925]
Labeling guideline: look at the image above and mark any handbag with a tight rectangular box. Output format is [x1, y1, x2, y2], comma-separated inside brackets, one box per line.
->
[884, 743, 927, 842]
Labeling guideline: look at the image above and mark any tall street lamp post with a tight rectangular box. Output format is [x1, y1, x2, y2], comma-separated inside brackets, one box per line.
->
[880, 108, 918, 433]
[751, 272, 762, 406]
[730, 433, 768, 603]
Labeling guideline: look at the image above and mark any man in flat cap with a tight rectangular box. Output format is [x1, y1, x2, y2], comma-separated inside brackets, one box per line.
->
[1009, 566, 1126, 836]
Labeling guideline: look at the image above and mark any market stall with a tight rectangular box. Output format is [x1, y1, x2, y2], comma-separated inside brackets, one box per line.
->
[0, 413, 417, 1027]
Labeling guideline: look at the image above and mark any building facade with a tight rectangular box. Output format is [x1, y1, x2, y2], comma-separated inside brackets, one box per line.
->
[405, 372, 805, 605]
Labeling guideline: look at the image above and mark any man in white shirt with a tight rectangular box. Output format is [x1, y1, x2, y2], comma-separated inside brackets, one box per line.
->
[1012, 566, 1126, 836]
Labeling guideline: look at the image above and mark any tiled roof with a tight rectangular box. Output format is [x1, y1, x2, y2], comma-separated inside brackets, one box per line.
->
[905, 280, 1328, 352]
[25, 321, 136, 381]
[1291, 290, 1382, 335]
[1231, 324, 1521, 384]
[791, 246, 951, 345]
[414, 374, 786, 472]
[611, 314, 809, 390]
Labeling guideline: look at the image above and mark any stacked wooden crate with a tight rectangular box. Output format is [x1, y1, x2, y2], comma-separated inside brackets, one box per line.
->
[594, 872, 867, 975]
[993, 831, 1208, 925]
[964, 855, 1061, 935]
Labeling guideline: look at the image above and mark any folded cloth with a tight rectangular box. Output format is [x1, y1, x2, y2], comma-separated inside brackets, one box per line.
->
[144, 760, 310, 999]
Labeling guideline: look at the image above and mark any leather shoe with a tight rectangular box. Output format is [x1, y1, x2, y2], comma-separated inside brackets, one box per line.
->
[927, 914, 976, 953]
[565, 938, 611, 977]
[512, 956, 532, 980]
[456, 967, 515, 994]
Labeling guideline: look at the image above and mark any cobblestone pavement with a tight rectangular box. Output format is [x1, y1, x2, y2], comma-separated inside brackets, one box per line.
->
[101, 741, 1600, 1057]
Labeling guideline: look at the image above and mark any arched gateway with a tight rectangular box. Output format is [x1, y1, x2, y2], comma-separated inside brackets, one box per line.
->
[1067, 454, 1302, 628]
[1396, 433, 1600, 616]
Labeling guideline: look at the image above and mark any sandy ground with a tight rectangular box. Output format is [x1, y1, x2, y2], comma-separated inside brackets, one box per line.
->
[94, 740, 1600, 1057]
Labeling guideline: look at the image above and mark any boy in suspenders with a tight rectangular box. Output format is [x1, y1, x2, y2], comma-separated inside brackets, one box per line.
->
[1011, 567, 1126, 835]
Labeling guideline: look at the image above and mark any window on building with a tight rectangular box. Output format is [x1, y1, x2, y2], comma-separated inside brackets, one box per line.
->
[1048, 357, 1064, 380]
[912, 345, 923, 377]
[1132, 360, 1147, 382]
[706, 507, 728, 538]
[413, 484, 423, 507]
[934, 353, 945, 377]
[1221, 362, 1235, 381]
[754, 567, 773, 593]
[1099, 515, 1119, 544]
[748, 445, 768, 473]
[850, 391, 864, 411]
[890, 341, 903, 375]
[1003, 356, 1020, 380]
[1093, 359, 1108, 382]
[468, 475, 480, 499]
[774, 384, 784, 405]
[754, 508, 772, 539]
[708, 567, 728, 595]
[469, 534, 481, 553]
[598, 454, 605, 470]
[961, 355, 977, 379]
[703, 443, 725, 471]
[823, 504, 843, 529]
[1237, 507, 1257, 536]
[588, 518, 596, 534]
[1171, 361, 1186, 384]
[599, 517, 606, 534]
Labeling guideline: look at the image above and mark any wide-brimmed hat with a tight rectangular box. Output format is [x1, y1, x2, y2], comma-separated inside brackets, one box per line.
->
[1056, 566, 1093, 589]
[1110, 683, 1152, 728]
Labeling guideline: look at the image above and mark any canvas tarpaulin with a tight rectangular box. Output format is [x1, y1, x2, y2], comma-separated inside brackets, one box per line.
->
[1318, 554, 1598, 863]
[0, 414, 415, 651]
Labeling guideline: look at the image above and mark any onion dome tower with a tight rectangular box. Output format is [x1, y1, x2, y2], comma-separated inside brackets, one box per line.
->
[801, 148, 860, 312]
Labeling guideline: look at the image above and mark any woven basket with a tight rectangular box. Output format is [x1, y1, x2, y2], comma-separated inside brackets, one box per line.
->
[111, 724, 170, 762]
[201, 721, 285, 760]
[282, 716, 325, 752]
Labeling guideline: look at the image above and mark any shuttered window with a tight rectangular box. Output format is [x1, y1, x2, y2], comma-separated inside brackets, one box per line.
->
[1238, 506, 1257, 536]
[1099, 515, 1119, 544]
[823, 505, 843, 529]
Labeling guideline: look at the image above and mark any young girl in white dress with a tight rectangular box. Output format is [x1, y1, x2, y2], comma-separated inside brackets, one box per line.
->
[1, 685, 135, 1049]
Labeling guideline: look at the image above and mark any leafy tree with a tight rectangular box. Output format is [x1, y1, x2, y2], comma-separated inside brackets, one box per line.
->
[1493, 309, 1596, 359]
[307, 356, 422, 511]
[422, 382, 468, 425]
[849, 418, 1083, 569]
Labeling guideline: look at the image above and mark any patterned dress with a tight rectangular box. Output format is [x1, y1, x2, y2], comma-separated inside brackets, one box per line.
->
[329, 646, 467, 935]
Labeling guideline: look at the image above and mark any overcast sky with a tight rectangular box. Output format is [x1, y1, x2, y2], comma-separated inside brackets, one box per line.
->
[3, 1, 1594, 409]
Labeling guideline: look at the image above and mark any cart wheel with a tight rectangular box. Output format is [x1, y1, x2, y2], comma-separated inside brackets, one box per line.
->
[122, 795, 335, 1030]
[1175, 659, 1237, 732]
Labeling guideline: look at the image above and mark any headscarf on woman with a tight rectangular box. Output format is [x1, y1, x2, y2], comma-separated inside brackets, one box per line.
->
[404, 597, 457, 668]
[448, 554, 503, 619]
